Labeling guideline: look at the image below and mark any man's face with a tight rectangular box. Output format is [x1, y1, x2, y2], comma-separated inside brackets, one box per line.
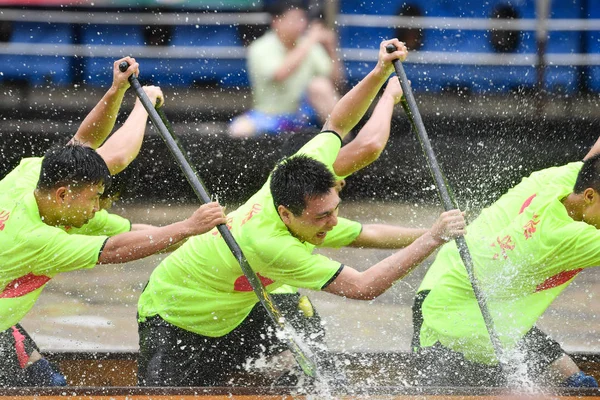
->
[59, 182, 104, 228]
[283, 188, 340, 245]
[582, 188, 600, 229]
[274, 8, 308, 44]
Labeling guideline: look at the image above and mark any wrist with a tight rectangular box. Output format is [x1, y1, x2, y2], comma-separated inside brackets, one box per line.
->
[371, 65, 393, 82]
[108, 84, 128, 97]
[425, 230, 447, 247]
[380, 92, 397, 104]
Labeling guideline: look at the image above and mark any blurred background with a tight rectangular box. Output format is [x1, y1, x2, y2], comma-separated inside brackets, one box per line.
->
[1, 0, 600, 356]
[1, 0, 600, 206]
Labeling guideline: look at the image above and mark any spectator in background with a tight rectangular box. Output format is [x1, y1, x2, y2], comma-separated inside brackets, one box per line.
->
[394, 4, 424, 51]
[228, 0, 345, 138]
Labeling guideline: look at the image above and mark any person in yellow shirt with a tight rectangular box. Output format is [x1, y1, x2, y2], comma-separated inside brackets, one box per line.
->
[138, 39, 466, 387]
[411, 136, 600, 387]
[0, 58, 226, 387]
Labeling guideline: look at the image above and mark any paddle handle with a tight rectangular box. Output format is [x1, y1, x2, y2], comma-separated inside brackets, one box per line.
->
[385, 44, 505, 364]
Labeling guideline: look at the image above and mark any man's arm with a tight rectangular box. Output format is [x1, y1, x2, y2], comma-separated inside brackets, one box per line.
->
[333, 77, 403, 177]
[96, 85, 163, 175]
[584, 136, 600, 161]
[98, 202, 225, 264]
[323, 39, 407, 140]
[131, 223, 188, 252]
[271, 24, 330, 82]
[349, 224, 427, 249]
[69, 57, 139, 149]
[323, 209, 465, 300]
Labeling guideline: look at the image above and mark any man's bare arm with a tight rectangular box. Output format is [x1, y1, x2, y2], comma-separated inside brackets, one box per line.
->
[70, 57, 139, 149]
[323, 39, 407, 140]
[323, 210, 465, 299]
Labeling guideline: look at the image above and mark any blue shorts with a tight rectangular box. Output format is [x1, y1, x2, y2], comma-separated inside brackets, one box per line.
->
[235, 97, 320, 136]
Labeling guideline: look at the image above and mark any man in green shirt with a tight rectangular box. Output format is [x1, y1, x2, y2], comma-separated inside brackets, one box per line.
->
[270, 76, 425, 352]
[411, 137, 600, 387]
[0, 58, 226, 387]
[137, 39, 466, 387]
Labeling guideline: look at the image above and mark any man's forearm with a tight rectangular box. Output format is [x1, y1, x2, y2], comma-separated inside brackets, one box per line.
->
[350, 224, 428, 249]
[327, 231, 443, 300]
[332, 92, 395, 177]
[98, 222, 193, 264]
[96, 104, 149, 175]
[324, 67, 390, 140]
[71, 86, 128, 149]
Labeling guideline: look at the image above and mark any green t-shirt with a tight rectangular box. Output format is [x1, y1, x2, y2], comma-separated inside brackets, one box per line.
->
[247, 31, 332, 115]
[138, 132, 362, 337]
[419, 162, 600, 364]
[0, 157, 130, 330]
[271, 215, 363, 295]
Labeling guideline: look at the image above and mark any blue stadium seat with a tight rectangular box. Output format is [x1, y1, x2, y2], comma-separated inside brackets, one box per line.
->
[437, 0, 579, 94]
[81, 25, 144, 86]
[142, 24, 247, 87]
[0, 22, 73, 86]
[543, 0, 583, 93]
[584, 0, 600, 92]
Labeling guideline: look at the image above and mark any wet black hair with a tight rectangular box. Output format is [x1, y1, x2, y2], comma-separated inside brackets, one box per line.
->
[37, 142, 111, 191]
[270, 154, 335, 216]
[574, 153, 600, 194]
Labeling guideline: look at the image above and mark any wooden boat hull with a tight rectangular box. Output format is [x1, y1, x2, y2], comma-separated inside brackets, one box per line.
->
[44, 351, 600, 388]
[2, 386, 600, 399]
[1, 352, 594, 398]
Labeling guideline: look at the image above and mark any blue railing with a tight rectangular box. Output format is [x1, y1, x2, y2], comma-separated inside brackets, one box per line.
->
[0, 0, 599, 93]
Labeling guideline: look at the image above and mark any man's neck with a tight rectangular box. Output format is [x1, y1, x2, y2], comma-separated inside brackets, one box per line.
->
[33, 189, 59, 226]
[561, 192, 583, 222]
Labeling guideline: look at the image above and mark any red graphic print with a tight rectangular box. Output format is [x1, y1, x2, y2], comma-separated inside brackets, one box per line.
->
[0, 273, 51, 298]
[535, 269, 583, 292]
[523, 213, 540, 239]
[241, 204, 262, 226]
[519, 194, 537, 214]
[491, 235, 515, 260]
[234, 273, 275, 292]
[0, 210, 10, 231]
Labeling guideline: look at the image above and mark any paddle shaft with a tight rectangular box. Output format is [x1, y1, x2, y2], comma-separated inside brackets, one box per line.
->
[384, 46, 505, 365]
[118, 62, 317, 378]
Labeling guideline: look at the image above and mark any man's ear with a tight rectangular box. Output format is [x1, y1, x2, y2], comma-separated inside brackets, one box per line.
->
[277, 205, 292, 224]
[583, 188, 598, 204]
[54, 187, 68, 205]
